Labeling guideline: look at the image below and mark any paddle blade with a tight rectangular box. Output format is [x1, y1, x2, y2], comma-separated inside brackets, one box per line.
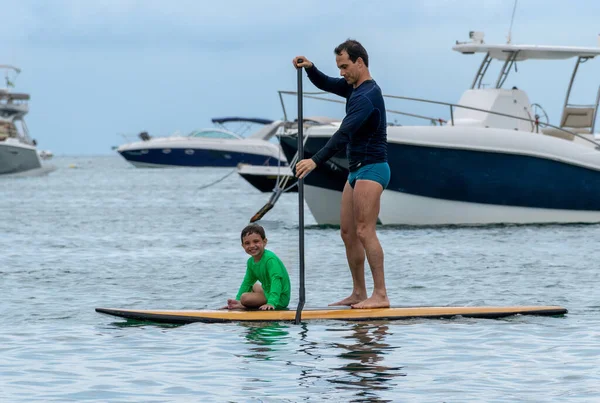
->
[250, 202, 274, 223]
[249, 187, 285, 223]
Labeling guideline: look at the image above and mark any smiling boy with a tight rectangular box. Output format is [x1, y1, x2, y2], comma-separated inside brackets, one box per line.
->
[224, 224, 291, 310]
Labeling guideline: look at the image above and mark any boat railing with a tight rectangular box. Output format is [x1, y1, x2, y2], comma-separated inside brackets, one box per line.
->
[278, 90, 446, 126]
[277, 90, 600, 149]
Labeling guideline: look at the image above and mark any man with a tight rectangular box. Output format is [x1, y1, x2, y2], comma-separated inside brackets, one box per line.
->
[293, 39, 390, 309]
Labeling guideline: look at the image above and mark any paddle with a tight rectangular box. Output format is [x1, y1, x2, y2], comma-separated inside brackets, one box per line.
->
[294, 59, 305, 325]
[249, 162, 299, 223]
[249, 189, 280, 223]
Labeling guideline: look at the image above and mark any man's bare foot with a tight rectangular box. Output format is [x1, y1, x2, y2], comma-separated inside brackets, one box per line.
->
[351, 295, 390, 309]
[329, 293, 368, 306]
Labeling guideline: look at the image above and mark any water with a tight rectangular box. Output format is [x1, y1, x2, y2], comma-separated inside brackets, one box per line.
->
[1, 156, 600, 402]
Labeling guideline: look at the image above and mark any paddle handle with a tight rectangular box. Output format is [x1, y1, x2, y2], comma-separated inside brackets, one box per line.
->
[295, 59, 305, 325]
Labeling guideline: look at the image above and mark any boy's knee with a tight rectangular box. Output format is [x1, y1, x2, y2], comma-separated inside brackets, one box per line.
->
[240, 293, 251, 306]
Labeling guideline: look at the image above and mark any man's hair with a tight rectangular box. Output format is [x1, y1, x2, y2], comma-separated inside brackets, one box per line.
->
[241, 224, 266, 242]
[334, 39, 369, 67]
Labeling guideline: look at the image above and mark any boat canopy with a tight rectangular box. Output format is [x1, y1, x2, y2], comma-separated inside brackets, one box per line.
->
[453, 43, 600, 61]
[211, 117, 274, 125]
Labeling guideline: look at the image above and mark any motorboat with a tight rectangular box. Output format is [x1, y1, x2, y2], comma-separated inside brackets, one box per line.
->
[117, 117, 287, 168]
[0, 65, 53, 176]
[277, 32, 600, 226]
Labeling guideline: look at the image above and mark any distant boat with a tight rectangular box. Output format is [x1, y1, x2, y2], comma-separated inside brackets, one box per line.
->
[37, 150, 53, 160]
[0, 64, 54, 176]
[116, 117, 287, 168]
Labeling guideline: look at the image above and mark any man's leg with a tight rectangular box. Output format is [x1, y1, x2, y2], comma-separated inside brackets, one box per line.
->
[329, 181, 368, 306]
[350, 180, 389, 309]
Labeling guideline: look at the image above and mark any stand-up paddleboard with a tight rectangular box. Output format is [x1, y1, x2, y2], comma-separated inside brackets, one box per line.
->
[96, 305, 567, 324]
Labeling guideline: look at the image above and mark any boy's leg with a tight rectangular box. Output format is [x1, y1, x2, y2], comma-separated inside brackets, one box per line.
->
[240, 283, 268, 308]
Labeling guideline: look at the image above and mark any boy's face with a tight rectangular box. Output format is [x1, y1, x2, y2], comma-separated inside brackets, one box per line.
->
[242, 232, 267, 259]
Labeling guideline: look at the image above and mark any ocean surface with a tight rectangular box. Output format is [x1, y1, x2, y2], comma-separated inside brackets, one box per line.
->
[2, 155, 600, 402]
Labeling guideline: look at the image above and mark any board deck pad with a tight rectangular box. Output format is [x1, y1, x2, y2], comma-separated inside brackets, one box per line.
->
[96, 305, 567, 324]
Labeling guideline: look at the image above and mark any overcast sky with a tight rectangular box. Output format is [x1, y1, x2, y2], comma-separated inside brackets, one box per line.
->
[2, 0, 600, 155]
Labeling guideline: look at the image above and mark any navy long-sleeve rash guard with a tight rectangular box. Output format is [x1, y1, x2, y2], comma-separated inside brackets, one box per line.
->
[306, 64, 387, 172]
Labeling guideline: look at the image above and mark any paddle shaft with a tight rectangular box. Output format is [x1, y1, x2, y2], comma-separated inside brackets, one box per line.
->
[295, 59, 305, 325]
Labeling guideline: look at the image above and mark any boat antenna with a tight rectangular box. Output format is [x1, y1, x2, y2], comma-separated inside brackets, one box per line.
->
[294, 59, 306, 325]
[507, 0, 518, 44]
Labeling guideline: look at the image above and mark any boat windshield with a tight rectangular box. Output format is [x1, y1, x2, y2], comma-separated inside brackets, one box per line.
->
[187, 129, 242, 139]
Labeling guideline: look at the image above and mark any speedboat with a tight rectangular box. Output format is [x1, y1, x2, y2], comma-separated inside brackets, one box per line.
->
[277, 32, 600, 226]
[117, 117, 287, 168]
[0, 65, 53, 176]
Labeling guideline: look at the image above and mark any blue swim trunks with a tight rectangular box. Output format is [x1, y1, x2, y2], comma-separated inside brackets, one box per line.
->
[348, 162, 390, 189]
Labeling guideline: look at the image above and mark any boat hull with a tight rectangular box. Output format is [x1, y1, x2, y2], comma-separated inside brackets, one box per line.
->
[119, 147, 283, 168]
[237, 164, 297, 192]
[380, 190, 600, 225]
[0, 142, 42, 175]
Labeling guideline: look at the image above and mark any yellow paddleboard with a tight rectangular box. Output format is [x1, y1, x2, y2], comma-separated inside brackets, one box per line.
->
[96, 305, 567, 324]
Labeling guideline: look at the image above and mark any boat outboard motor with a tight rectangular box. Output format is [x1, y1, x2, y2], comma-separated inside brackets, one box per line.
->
[138, 131, 151, 141]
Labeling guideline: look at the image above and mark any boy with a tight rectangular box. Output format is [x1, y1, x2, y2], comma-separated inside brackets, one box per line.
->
[223, 224, 291, 310]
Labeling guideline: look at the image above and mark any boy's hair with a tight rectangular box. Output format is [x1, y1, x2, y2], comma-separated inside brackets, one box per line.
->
[241, 224, 266, 243]
[334, 39, 369, 67]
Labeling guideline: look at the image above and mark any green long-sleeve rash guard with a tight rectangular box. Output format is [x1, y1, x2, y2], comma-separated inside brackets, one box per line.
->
[235, 249, 291, 309]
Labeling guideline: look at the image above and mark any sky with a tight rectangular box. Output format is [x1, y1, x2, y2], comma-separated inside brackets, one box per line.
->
[2, 0, 600, 155]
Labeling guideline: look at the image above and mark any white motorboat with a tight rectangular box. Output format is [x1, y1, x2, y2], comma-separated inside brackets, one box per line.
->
[117, 117, 287, 168]
[0, 65, 52, 176]
[278, 32, 600, 226]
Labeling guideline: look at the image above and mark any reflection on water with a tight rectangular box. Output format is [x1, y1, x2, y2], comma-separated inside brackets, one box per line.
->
[240, 321, 406, 401]
[242, 322, 291, 360]
[108, 318, 184, 329]
[329, 322, 405, 402]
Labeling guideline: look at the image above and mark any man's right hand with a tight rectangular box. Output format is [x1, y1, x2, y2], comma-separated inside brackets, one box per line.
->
[295, 158, 317, 179]
[293, 56, 313, 69]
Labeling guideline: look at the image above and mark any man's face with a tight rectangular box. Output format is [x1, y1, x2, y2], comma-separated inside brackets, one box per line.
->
[336, 50, 360, 85]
